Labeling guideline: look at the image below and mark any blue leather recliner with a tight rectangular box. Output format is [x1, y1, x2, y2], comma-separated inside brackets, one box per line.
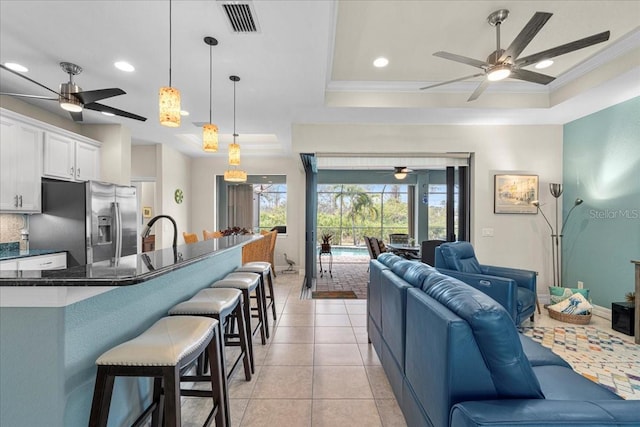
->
[434, 241, 536, 325]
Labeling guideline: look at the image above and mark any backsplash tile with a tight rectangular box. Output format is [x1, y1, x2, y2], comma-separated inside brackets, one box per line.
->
[0, 214, 27, 250]
[0, 241, 20, 257]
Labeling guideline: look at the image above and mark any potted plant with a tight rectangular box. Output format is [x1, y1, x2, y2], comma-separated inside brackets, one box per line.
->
[320, 232, 333, 253]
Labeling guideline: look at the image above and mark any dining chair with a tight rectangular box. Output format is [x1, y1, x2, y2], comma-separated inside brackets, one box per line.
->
[183, 232, 199, 244]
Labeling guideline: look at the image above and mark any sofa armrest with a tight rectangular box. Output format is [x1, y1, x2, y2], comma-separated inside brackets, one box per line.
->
[481, 265, 536, 293]
[436, 268, 519, 322]
[450, 400, 640, 427]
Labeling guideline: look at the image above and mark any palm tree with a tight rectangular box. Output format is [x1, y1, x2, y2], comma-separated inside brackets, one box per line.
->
[334, 185, 379, 245]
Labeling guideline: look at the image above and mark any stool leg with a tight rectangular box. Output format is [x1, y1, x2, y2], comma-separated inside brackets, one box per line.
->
[234, 300, 252, 381]
[241, 290, 255, 373]
[162, 366, 181, 427]
[88, 367, 115, 427]
[255, 281, 267, 345]
[207, 331, 230, 427]
[266, 270, 277, 321]
[150, 377, 164, 427]
[255, 274, 270, 339]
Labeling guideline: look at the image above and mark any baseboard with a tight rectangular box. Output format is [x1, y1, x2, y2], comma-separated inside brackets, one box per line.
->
[592, 305, 612, 320]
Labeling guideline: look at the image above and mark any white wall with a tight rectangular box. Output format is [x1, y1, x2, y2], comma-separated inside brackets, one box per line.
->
[191, 156, 303, 273]
[82, 124, 131, 185]
[292, 123, 563, 291]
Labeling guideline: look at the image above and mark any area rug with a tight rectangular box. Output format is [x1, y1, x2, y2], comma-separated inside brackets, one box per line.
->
[522, 326, 640, 400]
[312, 290, 358, 299]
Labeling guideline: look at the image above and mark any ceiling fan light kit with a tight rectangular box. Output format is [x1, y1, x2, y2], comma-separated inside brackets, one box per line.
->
[202, 36, 219, 152]
[159, 0, 181, 127]
[421, 9, 610, 101]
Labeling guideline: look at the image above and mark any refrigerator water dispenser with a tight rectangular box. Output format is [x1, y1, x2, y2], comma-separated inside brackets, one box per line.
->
[97, 216, 112, 244]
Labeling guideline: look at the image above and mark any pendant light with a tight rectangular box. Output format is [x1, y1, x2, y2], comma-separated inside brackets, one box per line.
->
[159, 0, 181, 127]
[224, 75, 247, 183]
[202, 36, 218, 152]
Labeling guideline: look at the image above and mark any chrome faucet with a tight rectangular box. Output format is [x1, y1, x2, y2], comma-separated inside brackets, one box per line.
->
[142, 215, 177, 250]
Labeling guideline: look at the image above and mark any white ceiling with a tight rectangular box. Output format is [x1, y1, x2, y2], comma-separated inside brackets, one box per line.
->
[1, 1, 639, 159]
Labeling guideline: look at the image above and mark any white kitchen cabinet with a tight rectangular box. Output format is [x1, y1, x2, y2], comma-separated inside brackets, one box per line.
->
[0, 115, 43, 213]
[18, 252, 67, 270]
[0, 252, 67, 271]
[44, 132, 100, 182]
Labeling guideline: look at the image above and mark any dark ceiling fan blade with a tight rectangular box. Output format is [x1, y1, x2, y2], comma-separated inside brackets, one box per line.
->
[499, 12, 553, 63]
[510, 69, 555, 85]
[0, 63, 60, 96]
[74, 88, 126, 105]
[467, 79, 490, 102]
[84, 102, 147, 122]
[515, 31, 611, 68]
[0, 92, 58, 100]
[433, 52, 488, 69]
[420, 73, 484, 90]
[69, 111, 83, 122]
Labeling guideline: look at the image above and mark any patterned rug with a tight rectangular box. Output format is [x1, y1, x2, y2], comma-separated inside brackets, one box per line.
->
[522, 326, 640, 400]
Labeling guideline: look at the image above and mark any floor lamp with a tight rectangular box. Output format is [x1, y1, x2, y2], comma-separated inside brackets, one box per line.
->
[533, 183, 583, 287]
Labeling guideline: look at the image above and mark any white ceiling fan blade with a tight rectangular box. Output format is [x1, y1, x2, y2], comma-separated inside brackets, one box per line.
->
[420, 73, 484, 90]
[467, 80, 490, 102]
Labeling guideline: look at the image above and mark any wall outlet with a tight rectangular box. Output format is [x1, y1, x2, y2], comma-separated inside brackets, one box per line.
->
[481, 228, 494, 237]
[577, 281, 584, 289]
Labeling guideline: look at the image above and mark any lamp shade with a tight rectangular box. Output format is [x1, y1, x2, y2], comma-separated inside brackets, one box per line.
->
[159, 86, 181, 127]
[229, 142, 240, 166]
[394, 172, 407, 180]
[224, 169, 247, 182]
[202, 124, 218, 152]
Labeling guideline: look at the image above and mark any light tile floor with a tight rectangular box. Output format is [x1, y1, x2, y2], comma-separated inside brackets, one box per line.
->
[182, 271, 635, 426]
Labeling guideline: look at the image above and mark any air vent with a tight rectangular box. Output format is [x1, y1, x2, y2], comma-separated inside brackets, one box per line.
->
[219, 1, 260, 33]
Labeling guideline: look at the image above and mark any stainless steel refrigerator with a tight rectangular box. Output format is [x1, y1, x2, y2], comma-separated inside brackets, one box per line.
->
[30, 178, 137, 266]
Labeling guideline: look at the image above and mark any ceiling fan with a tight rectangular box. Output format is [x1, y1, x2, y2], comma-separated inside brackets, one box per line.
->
[0, 62, 146, 122]
[392, 167, 413, 180]
[420, 9, 610, 101]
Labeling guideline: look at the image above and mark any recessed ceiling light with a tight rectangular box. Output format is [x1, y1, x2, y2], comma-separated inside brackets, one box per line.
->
[4, 62, 28, 72]
[114, 61, 135, 72]
[535, 59, 554, 69]
[373, 57, 389, 68]
[180, 110, 190, 116]
[101, 111, 115, 117]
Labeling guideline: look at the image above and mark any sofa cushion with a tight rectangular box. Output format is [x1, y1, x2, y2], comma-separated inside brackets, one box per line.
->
[377, 252, 403, 268]
[439, 242, 482, 273]
[518, 334, 570, 368]
[402, 262, 435, 288]
[533, 365, 622, 400]
[422, 272, 544, 399]
[390, 259, 416, 277]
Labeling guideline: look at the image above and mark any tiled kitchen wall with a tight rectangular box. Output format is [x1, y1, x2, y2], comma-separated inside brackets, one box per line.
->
[0, 214, 26, 249]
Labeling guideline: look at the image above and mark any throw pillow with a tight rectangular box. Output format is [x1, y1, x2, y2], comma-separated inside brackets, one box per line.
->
[548, 287, 590, 305]
[548, 293, 592, 315]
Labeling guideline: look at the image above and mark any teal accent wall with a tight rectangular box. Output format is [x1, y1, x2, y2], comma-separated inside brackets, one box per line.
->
[0, 248, 240, 427]
[563, 97, 640, 307]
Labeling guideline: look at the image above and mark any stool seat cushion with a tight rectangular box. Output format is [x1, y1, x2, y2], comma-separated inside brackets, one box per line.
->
[238, 262, 271, 273]
[96, 316, 217, 367]
[169, 288, 241, 316]
[225, 272, 261, 282]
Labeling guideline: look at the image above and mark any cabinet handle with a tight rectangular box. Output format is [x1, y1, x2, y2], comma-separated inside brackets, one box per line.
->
[14, 195, 19, 207]
[19, 195, 23, 207]
[77, 168, 81, 178]
[70, 167, 74, 176]
[40, 261, 53, 266]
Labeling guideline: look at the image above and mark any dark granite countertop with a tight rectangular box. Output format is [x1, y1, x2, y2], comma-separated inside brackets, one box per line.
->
[0, 234, 258, 286]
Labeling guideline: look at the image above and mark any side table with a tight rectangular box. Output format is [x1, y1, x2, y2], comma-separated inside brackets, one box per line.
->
[612, 302, 635, 336]
[319, 248, 332, 278]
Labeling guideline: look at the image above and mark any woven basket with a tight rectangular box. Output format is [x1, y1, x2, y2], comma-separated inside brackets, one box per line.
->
[547, 308, 592, 325]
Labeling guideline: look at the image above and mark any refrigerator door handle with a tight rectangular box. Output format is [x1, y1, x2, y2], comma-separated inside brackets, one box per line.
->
[114, 202, 122, 260]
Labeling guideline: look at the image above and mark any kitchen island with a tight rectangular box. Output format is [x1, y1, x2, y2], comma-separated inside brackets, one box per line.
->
[0, 235, 257, 427]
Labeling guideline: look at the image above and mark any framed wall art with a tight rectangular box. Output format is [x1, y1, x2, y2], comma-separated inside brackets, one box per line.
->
[143, 206, 152, 218]
[494, 174, 538, 214]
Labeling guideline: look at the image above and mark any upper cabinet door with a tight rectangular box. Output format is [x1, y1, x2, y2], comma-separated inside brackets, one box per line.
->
[75, 141, 100, 181]
[0, 116, 43, 213]
[44, 133, 75, 180]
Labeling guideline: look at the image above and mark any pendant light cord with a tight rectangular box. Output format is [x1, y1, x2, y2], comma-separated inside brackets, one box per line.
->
[209, 44, 212, 123]
[169, 0, 172, 87]
[233, 79, 237, 140]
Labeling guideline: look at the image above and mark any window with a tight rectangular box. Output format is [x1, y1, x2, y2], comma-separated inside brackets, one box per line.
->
[254, 182, 287, 233]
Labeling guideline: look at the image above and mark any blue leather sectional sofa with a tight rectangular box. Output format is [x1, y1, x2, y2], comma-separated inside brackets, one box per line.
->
[368, 253, 640, 427]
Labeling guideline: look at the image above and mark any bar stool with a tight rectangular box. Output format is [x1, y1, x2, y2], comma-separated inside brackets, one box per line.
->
[223, 271, 269, 339]
[88, 316, 227, 427]
[236, 261, 277, 323]
[211, 272, 267, 368]
[168, 288, 252, 381]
